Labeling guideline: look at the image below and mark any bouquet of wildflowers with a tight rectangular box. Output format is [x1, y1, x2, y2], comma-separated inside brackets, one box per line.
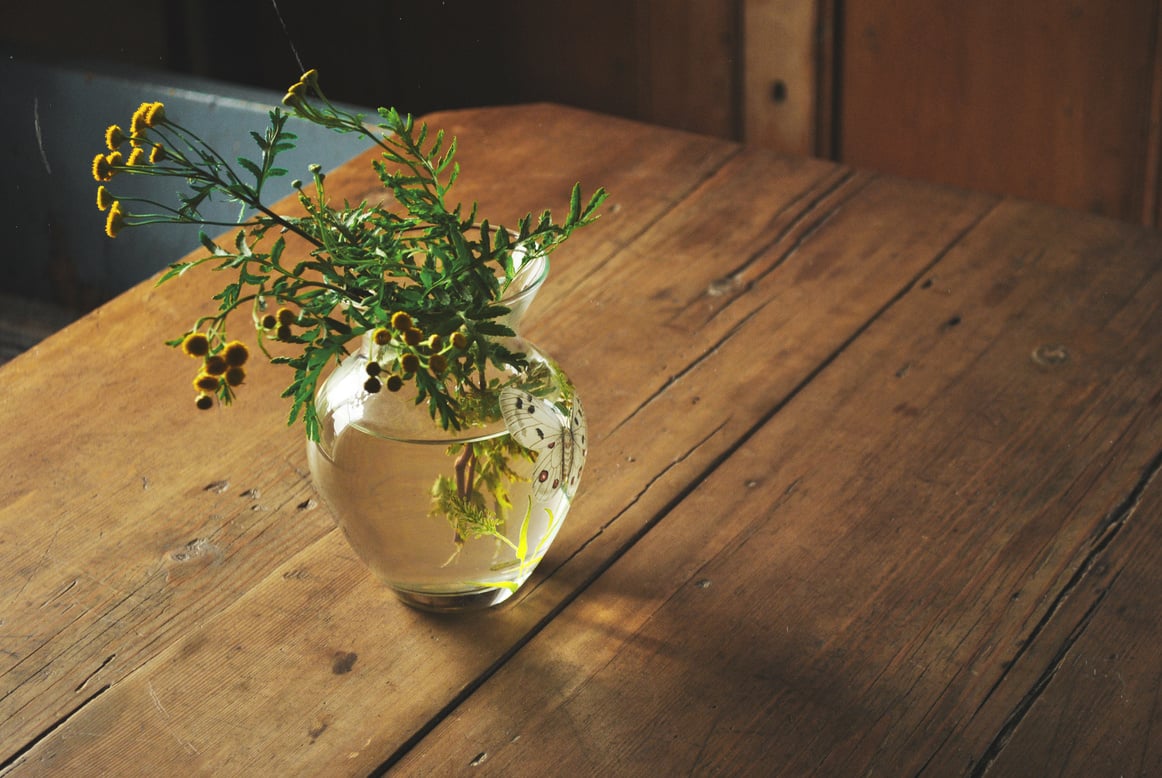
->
[92, 70, 606, 441]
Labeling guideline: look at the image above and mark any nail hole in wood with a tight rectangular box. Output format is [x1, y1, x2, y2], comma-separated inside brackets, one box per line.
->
[771, 80, 788, 104]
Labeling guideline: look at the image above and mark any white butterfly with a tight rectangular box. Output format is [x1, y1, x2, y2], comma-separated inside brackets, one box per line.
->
[500, 387, 588, 501]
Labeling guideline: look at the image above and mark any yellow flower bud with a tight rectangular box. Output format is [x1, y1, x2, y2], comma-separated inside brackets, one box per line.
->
[203, 355, 228, 376]
[144, 102, 166, 127]
[390, 311, 412, 331]
[282, 82, 305, 107]
[130, 103, 150, 139]
[223, 341, 249, 367]
[181, 333, 210, 357]
[104, 125, 125, 151]
[104, 202, 125, 238]
[194, 373, 220, 392]
[126, 147, 146, 167]
[92, 153, 112, 182]
[96, 186, 113, 212]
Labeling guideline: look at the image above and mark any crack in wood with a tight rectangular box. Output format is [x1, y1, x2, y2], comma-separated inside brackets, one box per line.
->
[727, 169, 864, 288]
[0, 683, 110, 772]
[586, 145, 747, 280]
[966, 587, 1113, 778]
[74, 654, 116, 693]
[965, 446, 1162, 776]
[611, 302, 769, 436]
[694, 169, 865, 332]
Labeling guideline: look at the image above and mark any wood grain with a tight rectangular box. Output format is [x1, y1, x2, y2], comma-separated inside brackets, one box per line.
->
[4, 103, 1159, 776]
[392, 198, 1162, 775]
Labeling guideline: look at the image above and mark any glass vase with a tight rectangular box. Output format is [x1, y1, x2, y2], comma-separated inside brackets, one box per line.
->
[306, 254, 586, 612]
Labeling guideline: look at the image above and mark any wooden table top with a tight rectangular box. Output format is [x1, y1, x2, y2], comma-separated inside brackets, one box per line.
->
[2, 103, 1161, 776]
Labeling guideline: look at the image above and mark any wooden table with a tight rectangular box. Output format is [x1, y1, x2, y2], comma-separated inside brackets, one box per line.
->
[3, 104, 1161, 776]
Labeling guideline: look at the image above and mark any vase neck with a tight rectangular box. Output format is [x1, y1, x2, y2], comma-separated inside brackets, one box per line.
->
[497, 252, 548, 333]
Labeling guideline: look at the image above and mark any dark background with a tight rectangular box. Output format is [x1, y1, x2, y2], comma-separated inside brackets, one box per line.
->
[1, 0, 661, 128]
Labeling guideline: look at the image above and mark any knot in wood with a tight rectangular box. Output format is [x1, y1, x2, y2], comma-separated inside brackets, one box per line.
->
[1031, 343, 1069, 367]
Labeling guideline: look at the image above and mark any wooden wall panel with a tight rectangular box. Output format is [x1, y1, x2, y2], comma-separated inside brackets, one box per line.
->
[743, 0, 831, 156]
[635, 0, 741, 139]
[840, 1, 1160, 224]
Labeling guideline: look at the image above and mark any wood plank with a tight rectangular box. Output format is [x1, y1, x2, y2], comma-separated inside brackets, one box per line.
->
[841, 0, 1159, 224]
[978, 450, 1162, 777]
[1, 106, 995, 773]
[387, 201, 1162, 773]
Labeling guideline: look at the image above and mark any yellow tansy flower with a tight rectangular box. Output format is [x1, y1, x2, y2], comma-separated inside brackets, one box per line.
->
[224, 366, 245, 387]
[126, 147, 146, 166]
[194, 373, 220, 392]
[372, 327, 392, 346]
[196, 394, 215, 410]
[450, 331, 467, 350]
[92, 153, 112, 182]
[403, 327, 422, 347]
[203, 355, 228, 376]
[96, 186, 113, 212]
[181, 332, 210, 357]
[385, 375, 403, 392]
[400, 353, 420, 374]
[144, 102, 166, 127]
[223, 341, 249, 367]
[149, 144, 167, 164]
[276, 307, 297, 325]
[282, 82, 305, 107]
[130, 103, 150, 140]
[428, 353, 447, 375]
[390, 311, 413, 331]
[104, 202, 125, 238]
[104, 125, 125, 151]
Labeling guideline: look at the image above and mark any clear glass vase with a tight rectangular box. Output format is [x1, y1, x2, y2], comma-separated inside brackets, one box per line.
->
[306, 255, 586, 612]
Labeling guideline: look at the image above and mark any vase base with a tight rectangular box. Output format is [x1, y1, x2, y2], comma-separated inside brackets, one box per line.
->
[392, 584, 516, 613]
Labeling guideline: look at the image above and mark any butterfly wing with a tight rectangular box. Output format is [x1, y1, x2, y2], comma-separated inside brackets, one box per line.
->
[561, 394, 587, 496]
[500, 387, 587, 501]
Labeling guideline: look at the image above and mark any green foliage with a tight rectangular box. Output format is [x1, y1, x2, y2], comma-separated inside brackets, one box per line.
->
[97, 71, 607, 439]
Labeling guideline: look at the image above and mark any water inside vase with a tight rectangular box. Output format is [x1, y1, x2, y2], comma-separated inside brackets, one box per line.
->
[307, 401, 573, 609]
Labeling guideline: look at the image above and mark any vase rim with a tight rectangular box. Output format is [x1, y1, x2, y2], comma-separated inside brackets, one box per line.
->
[500, 252, 549, 307]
